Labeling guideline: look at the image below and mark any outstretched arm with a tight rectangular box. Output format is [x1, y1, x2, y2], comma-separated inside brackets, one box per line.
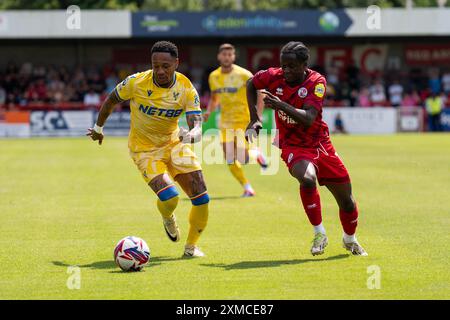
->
[86, 91, 122, 145]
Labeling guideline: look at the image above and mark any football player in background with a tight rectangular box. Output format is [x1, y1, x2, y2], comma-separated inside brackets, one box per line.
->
[205, 43, 268, 197]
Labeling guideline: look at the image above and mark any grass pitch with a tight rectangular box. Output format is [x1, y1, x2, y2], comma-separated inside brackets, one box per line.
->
[0, 134, 449, 299]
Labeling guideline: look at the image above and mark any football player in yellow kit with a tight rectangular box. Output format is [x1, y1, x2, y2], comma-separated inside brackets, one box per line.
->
[205, 43, 267, 197]
[87, 41, 208, 258]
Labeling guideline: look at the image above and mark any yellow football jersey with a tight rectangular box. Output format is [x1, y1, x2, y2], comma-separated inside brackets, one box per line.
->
[114, 70, 201, 152]
[208, 64, 253, 127]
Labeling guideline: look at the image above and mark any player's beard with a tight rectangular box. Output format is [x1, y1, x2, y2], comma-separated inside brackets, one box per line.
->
[221, 61, 233, 70]
[155, 74, 173, 87]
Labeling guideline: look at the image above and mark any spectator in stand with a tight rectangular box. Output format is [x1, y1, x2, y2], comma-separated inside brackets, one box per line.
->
[47, 73, 66, 103]
[35, 78, 48, 102]
[425, 91, 444, 132]
[358, 87, 371, 107]
[346, 59, 360, 92]
[25, 83, 40, 102]
[19, 62, 33, 77]
[83, 88, 100, 108]
[87, 71, 104, 94]
[0, 85, 6, 105]
[388, 79, 403, 107]
[3, 60, 450, 112]
[326, 83, 336, 101]
[369, 79, 387, 106]
[349, 88, 359, 107]
[428, 68, 441, 94]
[326, 63, 339, 87]
[5, 91, 19, 106]
[333, 113, 347, 134]
[441, 70, 450, 95]
[105, 72, 119, 94]
[3, 74, 18, 99]
[401, 89, 421, 107]
[440, 91, 448, 108]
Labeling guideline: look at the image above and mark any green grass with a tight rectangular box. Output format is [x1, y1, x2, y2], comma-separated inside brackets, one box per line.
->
[0, 134, 449, 299]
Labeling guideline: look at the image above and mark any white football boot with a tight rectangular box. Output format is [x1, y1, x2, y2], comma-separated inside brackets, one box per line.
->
[183, 245, 205, 258]
[311, 233, 328, 256]
[163, 214, 180, 242]
[242, 183, 256, 197]
[343, 238, 368, 256]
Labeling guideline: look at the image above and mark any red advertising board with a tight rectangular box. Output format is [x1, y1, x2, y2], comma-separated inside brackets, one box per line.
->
[247, 48, 280, 73]
[405, 45, 450, 65]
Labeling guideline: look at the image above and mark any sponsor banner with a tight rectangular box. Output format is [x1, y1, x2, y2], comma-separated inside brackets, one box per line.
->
[132, 10, 352, 37]
[346, 8, 450, 37]
[0, 111, 30, 137]
[317, 45, 389, 77]
[398, 107, 424, 132]
[94, 111, 130, 136]
[441, 109, 450, 131]
[30, 111, 93, 136]
[353, 45, 388, 76]
[317, 46, 353, 75]
[323, 107, 397, 134]
[405, 45, 450, 66]
[0, 10, 130, 38]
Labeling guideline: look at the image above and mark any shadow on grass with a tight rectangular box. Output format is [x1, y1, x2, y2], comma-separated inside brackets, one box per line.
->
[52, 256, 182, 272]
[181, 195, 243, 201]
[200, 254, 350, 270]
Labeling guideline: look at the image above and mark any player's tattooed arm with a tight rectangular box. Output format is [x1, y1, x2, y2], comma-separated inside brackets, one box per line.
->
[262, 90, 318, 128]
[86, 91, 122, 145]
[179, 113, 202, 143]
[96, 91, 122, 126]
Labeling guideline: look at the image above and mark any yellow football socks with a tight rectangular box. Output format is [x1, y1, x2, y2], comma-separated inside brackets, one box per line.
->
[156, 196, 179, 219]
[186, 193, 210, 246]
[228, 161, 249, 186]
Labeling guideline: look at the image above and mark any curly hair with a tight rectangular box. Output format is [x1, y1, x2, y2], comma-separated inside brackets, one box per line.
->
[281, 41, 310, 64]
[151, 41, 178, 58]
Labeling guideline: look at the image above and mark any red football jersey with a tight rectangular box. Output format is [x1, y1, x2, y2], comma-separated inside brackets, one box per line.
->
[252, 67, 330, 149]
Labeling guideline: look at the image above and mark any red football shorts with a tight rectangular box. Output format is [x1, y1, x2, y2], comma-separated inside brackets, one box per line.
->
[281, 139, 350, 186]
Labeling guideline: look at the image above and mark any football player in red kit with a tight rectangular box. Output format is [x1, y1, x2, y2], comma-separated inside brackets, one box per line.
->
[246, 42, 367, 256]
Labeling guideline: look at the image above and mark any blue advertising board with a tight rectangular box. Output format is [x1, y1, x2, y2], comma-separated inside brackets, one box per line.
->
[132, 10, 352, 37]
[94, 111, 131, 136]
[30, 111, 93, 137]
[440, 109, 450, 131]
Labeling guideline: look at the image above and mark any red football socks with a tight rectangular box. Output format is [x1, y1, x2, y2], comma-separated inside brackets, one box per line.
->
[339, 204, 358, 235]
[299, 186, 322, 226]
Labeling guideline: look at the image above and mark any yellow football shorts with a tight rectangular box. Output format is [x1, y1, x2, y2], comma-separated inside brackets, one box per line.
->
[129, 140, 202, 184]
[220, 122, 249, 149]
